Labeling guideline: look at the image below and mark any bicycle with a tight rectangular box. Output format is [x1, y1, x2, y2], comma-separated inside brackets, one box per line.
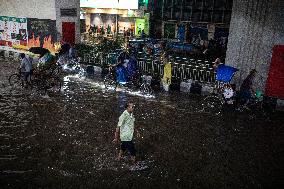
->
[200, 83, 235, 115]
[32, 70, 62, 95]
[103, 66, 153, 95]
[140, 75, 153, 95]
[9, 68, 62, 95]
[199, 65, 238, 115]
[8, 69, 26, 88]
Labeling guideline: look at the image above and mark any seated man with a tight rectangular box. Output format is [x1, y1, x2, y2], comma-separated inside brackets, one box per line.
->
[239, 69, 257, 106]
[19, 53, 33, 87]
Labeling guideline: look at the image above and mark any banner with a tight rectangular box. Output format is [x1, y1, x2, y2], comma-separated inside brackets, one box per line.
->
[135, 18, 145, 36]
[27, 18, 57, 53]
[207, 23, 215, 40]
[164, 22, 176, 39]
[0, 16, 28, 49]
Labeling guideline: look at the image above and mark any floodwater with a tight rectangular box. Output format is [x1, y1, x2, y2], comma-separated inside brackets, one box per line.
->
[0, 60, 283, 189]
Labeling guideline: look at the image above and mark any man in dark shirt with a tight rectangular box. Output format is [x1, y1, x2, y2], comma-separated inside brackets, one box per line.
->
[240, 69, 257, 106]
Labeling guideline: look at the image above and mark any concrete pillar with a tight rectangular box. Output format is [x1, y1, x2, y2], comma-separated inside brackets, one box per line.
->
[85, 13, 91, 32]
[55, 0, 80, 44]
[225, 0, 284, 91]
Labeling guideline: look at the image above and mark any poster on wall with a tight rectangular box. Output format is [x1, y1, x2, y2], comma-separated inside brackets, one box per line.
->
[207, 23, 215, 40]
[90, 14, 116, 34]
[177, 24, 185, 42]
[27, 18, 56, 53]
[135, 18, 145, 36]
[207, 24, 215, 33]
[189, 23, 207, 43]
[164, 22, 176, 39]
[0, 16, 28, 49]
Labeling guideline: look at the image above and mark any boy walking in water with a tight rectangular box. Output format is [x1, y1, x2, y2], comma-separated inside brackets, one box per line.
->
[113, 102, 140, 163]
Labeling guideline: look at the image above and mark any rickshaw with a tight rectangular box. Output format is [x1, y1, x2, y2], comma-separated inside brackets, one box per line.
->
[200, 64, 238, 115]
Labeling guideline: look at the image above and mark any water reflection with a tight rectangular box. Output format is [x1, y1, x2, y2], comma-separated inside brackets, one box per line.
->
[118, 91, 128, 114]
[0, 65, 281, 188]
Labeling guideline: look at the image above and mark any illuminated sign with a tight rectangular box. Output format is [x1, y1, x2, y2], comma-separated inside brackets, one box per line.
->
[135, 18, 145, 36]
[80, 0, 138, 9]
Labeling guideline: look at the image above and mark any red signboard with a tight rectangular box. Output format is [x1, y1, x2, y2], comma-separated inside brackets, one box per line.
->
[265, 45, 284, 99]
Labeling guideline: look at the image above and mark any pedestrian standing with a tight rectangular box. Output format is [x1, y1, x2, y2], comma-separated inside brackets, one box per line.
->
[19, 53, 33, 87]
[161, 52, 171, 91]
[113, 102, 140, 163]
[68, 44, 76, 60]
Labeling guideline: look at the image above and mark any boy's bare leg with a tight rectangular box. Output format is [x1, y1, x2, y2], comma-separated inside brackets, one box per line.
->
[116, 150, 123, 161]
[130, 156, 136, 164]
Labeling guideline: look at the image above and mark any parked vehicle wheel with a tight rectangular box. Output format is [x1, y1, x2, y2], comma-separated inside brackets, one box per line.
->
[200, 95, 224, 115]
[9, 74, 23, 88]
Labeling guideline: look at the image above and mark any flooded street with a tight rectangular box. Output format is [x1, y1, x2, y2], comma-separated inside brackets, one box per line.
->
[0, 60, 283, 188]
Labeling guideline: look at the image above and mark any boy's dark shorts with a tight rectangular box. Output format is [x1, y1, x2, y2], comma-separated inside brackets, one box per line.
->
[121, 141, 136, 156]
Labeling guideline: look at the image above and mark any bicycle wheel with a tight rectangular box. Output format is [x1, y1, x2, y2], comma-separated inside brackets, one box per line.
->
[200, 95, 224, 115]
[140, 84, 153, 95]
[9, 74, 23, 88]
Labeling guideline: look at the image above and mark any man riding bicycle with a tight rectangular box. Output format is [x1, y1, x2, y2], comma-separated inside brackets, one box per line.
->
[19, 53, 33, 87]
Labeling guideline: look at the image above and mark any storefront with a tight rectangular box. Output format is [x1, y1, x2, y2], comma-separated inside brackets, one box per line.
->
[81, 0, 149, 38]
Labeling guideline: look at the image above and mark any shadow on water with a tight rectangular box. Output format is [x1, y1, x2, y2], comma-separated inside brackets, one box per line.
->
[0, 62, 283, 188]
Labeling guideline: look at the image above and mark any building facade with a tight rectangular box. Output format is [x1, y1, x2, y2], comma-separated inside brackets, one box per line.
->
[0, 0, 80, 53]
[148, 0, 233, 40]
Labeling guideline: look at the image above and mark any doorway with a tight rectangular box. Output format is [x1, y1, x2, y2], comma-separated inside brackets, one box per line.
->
[62, 22, 75, 45]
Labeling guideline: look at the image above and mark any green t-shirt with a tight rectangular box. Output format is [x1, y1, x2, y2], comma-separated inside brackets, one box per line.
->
[117, 110, 135, 141]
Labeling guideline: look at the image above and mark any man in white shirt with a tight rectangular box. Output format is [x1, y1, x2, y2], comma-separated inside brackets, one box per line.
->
[113, 102, 140, 163]
[20, 53, 33, 87]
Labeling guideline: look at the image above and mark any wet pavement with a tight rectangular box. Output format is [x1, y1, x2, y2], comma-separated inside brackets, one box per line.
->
[0, 60, 283, 189]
